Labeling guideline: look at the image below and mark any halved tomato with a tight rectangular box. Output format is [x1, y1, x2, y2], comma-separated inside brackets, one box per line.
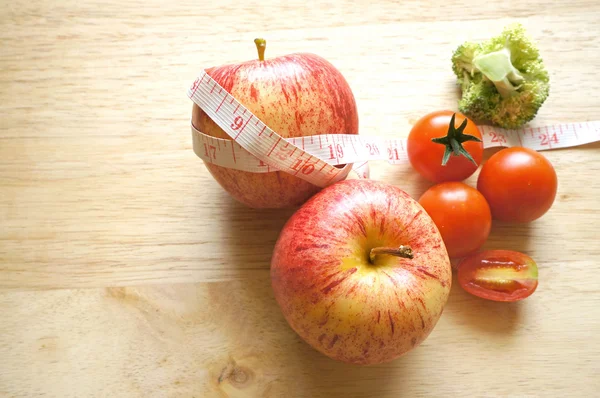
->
[457, 250, 539, 302]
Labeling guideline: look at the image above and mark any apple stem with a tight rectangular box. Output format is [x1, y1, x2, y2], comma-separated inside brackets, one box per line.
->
[254, 38, 266, 61]
[369, 245, 414, 263]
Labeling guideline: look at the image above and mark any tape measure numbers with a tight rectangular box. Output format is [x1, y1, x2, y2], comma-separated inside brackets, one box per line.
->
[188, 71, 354, 188]
[188, 71, 600, 183]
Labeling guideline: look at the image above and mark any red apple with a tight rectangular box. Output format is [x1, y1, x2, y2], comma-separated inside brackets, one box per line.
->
[271, 179, 452, 365]
[192, 39, 359, 208]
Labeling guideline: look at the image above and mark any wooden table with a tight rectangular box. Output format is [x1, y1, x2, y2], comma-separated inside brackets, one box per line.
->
[2, 1, 599, 396]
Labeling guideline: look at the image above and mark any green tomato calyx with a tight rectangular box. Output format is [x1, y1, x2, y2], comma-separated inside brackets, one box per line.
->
[431, 113, 482, 166]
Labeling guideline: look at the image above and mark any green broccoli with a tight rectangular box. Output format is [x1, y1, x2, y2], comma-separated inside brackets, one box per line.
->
[451, 23, 550, 129]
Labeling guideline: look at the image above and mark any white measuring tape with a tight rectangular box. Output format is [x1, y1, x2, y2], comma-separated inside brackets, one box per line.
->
[188, 70, 600, 187]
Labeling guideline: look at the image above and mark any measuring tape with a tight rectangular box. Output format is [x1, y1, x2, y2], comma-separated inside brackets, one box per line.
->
[188, 70, 600, 186]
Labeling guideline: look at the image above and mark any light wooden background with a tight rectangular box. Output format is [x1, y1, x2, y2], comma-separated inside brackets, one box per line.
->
[2, 1, 600, 397]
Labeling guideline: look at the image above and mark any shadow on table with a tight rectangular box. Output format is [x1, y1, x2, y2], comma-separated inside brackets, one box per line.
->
[219, 188, 297, 273]
[482, 218, 534, 254]
[445, 220, 534, 335]
[444, 273, 525, 336]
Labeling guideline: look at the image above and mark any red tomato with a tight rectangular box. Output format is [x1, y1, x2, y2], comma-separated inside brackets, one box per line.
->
[457, 250, 539, 302]
[407, 111, 483, 183]
[418, 182, 491, 259]
[477, 147, 557, 223]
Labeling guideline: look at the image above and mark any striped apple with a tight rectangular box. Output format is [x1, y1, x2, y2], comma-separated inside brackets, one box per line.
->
[271, 179, 452, 365]
[192, 39, 359, 208]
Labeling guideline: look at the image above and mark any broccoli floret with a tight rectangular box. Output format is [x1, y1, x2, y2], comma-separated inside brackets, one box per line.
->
[451, 23, 550, 129]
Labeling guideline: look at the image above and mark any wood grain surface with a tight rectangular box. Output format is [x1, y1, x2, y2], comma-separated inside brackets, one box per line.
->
[1, 1, 600, 397]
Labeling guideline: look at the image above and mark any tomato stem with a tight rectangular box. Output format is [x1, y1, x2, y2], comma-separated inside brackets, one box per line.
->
[254, 38, 266, 61]
[431, 113, 482, 166]
[369, 245, 414, 263]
